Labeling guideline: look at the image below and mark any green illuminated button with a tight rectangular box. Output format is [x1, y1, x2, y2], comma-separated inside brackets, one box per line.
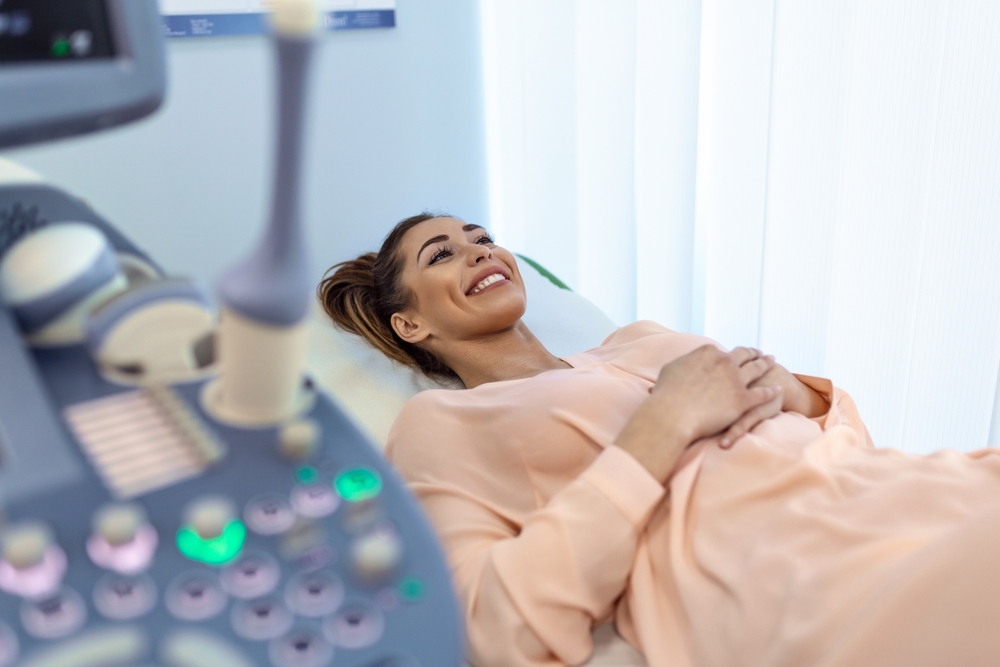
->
[52, 39, 71, 58]
[335, 467, 382, 503]
[296, 466, 318, 485]
[398, 577, 425, 602]
[176, 520, 246, 565]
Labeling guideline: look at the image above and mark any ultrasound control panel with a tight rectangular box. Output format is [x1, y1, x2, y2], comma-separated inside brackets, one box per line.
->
[0, 185, 463, 667]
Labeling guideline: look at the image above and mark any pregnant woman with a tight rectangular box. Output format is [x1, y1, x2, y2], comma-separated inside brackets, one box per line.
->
[319, 213, 1000, 667]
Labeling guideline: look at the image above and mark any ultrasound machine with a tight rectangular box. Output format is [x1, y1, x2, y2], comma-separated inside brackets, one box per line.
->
[0, 1, 462, 665]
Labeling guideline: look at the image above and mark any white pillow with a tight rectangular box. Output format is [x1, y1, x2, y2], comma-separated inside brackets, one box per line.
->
[517, 255, 619, 358]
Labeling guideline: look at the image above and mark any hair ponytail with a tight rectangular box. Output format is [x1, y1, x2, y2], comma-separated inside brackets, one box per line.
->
[318, 252, 407, 365]
[317, 214, 459, 380]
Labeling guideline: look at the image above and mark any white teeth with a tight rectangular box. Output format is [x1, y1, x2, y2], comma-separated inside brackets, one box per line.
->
[472, 273, 506, 293]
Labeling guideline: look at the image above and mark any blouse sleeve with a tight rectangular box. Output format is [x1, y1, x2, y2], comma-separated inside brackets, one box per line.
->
[794, 374, 875, 448]
[387, 395, 666, 667]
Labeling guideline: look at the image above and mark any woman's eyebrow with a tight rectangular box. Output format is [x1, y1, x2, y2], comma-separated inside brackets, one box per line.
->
[418, 235, 449, 262]
[417, 226, 487, 262]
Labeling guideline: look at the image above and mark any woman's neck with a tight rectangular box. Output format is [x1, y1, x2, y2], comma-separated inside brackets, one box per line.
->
[434, 321, 570, 389]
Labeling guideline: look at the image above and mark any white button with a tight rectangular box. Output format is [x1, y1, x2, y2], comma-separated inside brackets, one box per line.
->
[18, 627, 146, 667]
[244, 494, 296, 536]
[284, 570, 344, 618]
[220, 551, 281, 599]
[93, 574, 157, 620]
[160, 629, 255, 667]
[20, 587, 87, 640]
[323, 602, 384, 649]
[231, 596, 294, 641]
[165, 571, 228, 621]
[290, 484, 339, 519]
[351, 526, 402, 580]
[69, 30, 93, 57]
[268, 628, 333, 667]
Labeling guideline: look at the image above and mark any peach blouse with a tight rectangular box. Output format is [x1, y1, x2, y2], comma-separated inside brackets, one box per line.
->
[386, 321, 1000, 667]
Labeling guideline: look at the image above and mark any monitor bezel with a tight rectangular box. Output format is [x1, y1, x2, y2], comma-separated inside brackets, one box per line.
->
[0, 0, 166, 150]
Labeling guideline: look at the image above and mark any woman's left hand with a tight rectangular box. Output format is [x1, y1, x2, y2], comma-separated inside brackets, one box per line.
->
[748, 358, 829, 419]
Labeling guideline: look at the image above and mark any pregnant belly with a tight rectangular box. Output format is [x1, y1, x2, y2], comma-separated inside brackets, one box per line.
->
[666, 413, 1000, 667]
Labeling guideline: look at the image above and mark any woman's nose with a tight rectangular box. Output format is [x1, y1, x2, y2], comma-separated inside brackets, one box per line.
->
[471, 244, 492, 263]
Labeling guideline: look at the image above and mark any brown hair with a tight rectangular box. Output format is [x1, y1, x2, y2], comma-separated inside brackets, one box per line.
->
[317, 213, 459, 379]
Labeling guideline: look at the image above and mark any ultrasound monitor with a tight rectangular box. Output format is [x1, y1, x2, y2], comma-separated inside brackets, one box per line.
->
[0, 0, 165, 149]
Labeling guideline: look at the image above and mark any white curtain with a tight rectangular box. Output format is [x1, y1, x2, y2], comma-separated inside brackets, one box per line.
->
[482, 0, 1000, 454]
[480, 0, 702, 328]
[696, 0, 1000, 453]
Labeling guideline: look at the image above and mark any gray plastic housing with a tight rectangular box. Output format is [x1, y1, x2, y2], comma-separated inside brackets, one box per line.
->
[218, 35, 312, 327]
[0, 0, 166, 150]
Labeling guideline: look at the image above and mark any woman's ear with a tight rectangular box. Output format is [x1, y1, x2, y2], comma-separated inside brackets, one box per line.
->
[391, 311, 430, 345]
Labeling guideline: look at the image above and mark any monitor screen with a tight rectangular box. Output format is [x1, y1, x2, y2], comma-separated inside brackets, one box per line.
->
[0, 0, 116, 63]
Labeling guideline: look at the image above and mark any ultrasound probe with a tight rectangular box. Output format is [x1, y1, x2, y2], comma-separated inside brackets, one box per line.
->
[210, 0, 319, 428]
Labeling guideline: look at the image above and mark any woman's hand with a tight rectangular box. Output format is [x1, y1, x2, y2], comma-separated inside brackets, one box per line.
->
[748, 361, 829, 419]
[614, 345, 784, 484]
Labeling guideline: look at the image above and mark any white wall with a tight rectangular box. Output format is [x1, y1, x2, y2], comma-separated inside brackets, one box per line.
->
[1, 0, 488, 288]
[697, 0, 1000, 453]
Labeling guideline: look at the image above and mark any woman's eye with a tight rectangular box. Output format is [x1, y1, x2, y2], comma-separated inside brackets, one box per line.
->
[429, 248, 452, 265]
[476, 234, 494, 245]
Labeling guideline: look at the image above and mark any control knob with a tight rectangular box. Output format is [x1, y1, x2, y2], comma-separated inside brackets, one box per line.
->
[0, 521, 67, 597]
[188, 496, 236, 540]
[3, 523, 49, 570]
[351, 526, 402, 580]
[87, 503, 158, 574]
[279, 418, 320, 461]
[96, 503, 144, 546]
[177, 496, 246, 565]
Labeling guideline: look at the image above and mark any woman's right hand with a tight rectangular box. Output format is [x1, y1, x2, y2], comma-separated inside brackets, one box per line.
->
[614, 345, 784, 484]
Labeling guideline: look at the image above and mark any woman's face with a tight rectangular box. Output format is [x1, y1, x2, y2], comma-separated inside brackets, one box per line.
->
[390, 217, 526, 345]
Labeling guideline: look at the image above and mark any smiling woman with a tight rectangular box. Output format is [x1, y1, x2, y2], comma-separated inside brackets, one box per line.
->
[317, 213, 1000, 667]
[319, 212, 571, 390]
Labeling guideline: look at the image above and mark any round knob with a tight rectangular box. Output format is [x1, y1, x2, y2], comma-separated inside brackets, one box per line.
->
[0, 223, 125, 345]
[351, 528, 402, 580]
[279, 419, 320, 461]
[186, 497, 236, 540]
[2, 522, 52, 570]
[93, 503, 146, 547]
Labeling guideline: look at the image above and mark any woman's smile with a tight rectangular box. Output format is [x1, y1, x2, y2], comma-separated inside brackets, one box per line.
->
[467, 266, 511, 296]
